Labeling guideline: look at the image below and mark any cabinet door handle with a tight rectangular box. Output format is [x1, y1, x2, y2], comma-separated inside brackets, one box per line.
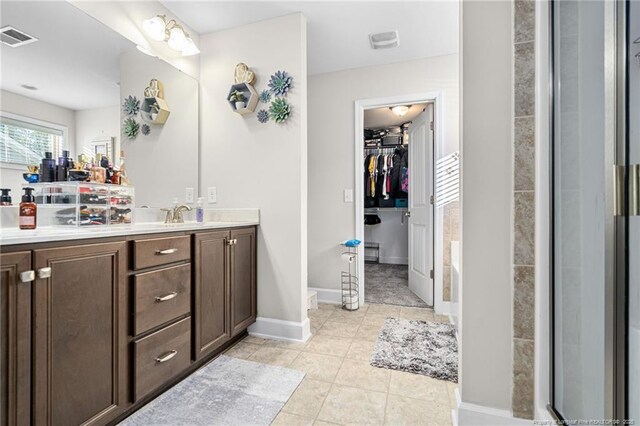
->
[38, 267, 52, 279]
[156, 248, 178, 255]
[155, 292, 178, 302]
[155, 350, 178, 363]
[19, 270, 35, 283]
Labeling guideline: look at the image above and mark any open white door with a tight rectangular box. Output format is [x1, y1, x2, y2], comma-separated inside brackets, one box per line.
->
[408, 105, 434, 305]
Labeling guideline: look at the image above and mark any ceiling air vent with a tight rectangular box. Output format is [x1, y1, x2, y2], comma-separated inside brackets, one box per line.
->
[369, 30, 399, 50]
[0, 26, 38, 48]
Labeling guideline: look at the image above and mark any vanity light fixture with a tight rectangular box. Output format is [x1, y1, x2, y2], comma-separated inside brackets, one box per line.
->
[390, 105, 411, 117]
[142, 15, 200, 56]
[136, 44, 157, 57]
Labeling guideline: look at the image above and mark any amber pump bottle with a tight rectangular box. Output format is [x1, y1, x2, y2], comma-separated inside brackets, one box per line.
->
[19, 187, 37, 230]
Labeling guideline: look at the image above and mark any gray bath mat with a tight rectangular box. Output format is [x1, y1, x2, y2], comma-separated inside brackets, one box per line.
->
[370, 317, 458, 382]
[120, 355, 305, 426]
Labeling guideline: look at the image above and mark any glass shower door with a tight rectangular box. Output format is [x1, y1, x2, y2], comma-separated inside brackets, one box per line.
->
[551, 0, 617, 421]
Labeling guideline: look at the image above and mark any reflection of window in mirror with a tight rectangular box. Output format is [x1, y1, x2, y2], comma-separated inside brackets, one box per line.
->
[86, 137, 115, 163]
[0, 111, 68, 167]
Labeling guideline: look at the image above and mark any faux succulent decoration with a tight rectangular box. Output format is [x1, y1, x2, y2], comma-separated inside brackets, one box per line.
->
[141, 124, 151, 136]
[122, 95, 140, 116]
[268, 97, 291, 123]
[228, 90, 246, 102]
[123, 117, 140, 139]
[268, 70, 292, 96]
[259, 90, 271, 104]
[257, 109, 269, 123]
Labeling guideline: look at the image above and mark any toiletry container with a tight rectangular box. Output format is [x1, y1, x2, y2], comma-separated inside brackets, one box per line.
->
[196, 197, 204, 223]
[41, 152, 56, 182]
[0, 188, 11, 206]
[19, 187, 37, 229]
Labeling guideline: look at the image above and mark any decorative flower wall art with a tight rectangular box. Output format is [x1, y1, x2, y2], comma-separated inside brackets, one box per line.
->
[259, 90, 271, 104]
[268, 97, 291, 123]
[123, 117, 140, 139]
[268, 70, 292, 96]
[257, 109, 269, 123]
[141, 124, 151, 136]
[122, 95, 140, 116]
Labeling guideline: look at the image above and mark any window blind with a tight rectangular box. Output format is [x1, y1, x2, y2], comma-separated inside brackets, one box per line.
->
[0, 115, 66, 165]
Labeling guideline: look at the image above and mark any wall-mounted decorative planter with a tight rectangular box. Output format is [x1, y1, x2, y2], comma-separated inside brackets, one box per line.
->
[228, 82, 258, 116]
[141, 97, 170, 125]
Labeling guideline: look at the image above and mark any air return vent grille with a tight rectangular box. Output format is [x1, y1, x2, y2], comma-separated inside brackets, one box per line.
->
[0, 26, 38, 48]
[369, 30, 399, 50]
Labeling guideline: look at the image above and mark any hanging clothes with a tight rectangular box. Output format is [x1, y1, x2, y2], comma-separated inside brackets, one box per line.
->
[381, 154, 389, 199]
[375, 154, 385, 198]
[369, 155, 377, 197]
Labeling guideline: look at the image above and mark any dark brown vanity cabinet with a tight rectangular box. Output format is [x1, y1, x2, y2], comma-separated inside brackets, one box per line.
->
[0, 251, 32, 426]
[32, 242, 128, 426]
[194, 227, 256, 358]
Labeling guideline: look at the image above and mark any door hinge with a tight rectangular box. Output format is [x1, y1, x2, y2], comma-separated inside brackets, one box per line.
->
[631, 164, 640, 216]
[430, 121, 434, 131]
[429, 269, 434, 279]
[430, 195, 434, 205]
[613, 164, 640, 216]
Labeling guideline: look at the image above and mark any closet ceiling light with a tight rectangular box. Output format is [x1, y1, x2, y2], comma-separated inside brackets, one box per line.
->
[142, 15, 200, 56]
[391, 105, 410, 117]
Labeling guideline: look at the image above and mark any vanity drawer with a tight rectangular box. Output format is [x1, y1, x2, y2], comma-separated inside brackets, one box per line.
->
[134, 317, 191, 401]
[134, 263, 191, 335]
[133, 235, 191, 269]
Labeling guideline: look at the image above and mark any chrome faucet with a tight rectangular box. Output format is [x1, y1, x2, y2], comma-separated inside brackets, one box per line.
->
[161, 204, 193, 224]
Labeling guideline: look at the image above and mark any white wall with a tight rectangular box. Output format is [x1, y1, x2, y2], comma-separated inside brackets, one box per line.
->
[364, 211, 409, 264]
[199, 14, 308, 329]
[119, 50, 199, 208]
[75, 105, 120, 160]
[0, 90, 76, 197]
[460, 0, 513, 413]
[70, 0, 200, 80]
[307, 54, 458, 292]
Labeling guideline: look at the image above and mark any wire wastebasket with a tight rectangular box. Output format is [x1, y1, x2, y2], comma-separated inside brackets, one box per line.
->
[340, 239, 361, 311]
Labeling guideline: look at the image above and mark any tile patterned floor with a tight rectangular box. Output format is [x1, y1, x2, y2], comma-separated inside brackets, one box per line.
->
[223, 303, 457, 426]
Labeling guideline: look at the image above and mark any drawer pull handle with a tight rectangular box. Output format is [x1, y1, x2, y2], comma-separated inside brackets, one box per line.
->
[155, 292, 178, 302]
[38, 267, 52, 279]
[155, 350, 178, 363]
[156, 248, 178, 255]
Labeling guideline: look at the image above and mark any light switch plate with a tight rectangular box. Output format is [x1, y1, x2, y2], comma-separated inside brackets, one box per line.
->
[185, 187, 194, 203]
[207, 187, 217, 204]
[344, 189, 353, 203]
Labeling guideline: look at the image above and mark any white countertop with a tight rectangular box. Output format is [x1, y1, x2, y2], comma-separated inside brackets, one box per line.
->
[0, 208, 260, 246]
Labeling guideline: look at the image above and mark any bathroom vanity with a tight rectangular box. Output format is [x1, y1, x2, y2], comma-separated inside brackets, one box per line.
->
[0, 221, 257, 426]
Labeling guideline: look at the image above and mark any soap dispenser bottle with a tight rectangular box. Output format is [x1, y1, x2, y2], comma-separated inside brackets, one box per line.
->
[19, 187, 37, 230]
[0, 188, 12, 206]
[196, 197, 204, 223]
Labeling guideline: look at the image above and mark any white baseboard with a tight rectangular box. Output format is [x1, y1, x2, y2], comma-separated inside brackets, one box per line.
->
[455, 388, 532, 425]
[308, 287, 342, 305]
[248, 316, 311, 343]
[436, 300, 451, 316]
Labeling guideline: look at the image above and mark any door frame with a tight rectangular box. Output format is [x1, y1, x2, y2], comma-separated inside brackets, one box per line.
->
[354, 92, 444, 311]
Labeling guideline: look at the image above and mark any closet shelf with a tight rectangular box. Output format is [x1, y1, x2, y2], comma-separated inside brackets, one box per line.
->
[364, 207, 408, 213]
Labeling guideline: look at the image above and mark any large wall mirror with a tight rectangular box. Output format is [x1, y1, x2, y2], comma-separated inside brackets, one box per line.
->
[0, 1, 199, 207]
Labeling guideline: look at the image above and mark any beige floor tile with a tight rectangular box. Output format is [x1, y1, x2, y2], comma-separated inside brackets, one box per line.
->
[329, 309, 367, 323]
[388, 370, 450, 403]
[317, 384, 387, 425]
[335, 359, 390, 393]
[244, 335, 269, 345]
[384, 394, 452, 426]
[446, 382, 458, 408]
[354, 323, 382, 342]
[433, 314, 451, 324]
[304, 335, 353, 357]
[316, 320, 360, 338]
[264, 338, 310, 350]
[224, 341, 261, 359]
[310, 316, 330, 329]
[361, 314, 390, 327]
[312, 421, 340, 426]
[398, 306, 435, 321]
[345, 339, 376, 361]
[272, 411, 314, 426]
[290, 352, 344, 383]
[248, 346, 300, 367]
[318, 303, 340, 311]
[366, 303, 401, 316]
[282, 378, 332, 418]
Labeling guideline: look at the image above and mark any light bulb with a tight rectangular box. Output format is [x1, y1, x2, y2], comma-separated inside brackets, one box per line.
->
[391, 106, 410, 117]
[143, 15, 167, 41]
[167, 27, 187, 51]
[181, 37, 200, 56]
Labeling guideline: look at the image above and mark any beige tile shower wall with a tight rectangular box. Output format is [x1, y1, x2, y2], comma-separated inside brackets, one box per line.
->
[443, 200, 459, 302]
[512, 0, 536, 419]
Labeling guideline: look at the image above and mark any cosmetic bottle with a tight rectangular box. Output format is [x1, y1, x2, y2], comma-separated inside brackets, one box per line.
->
[41, 152, 56, 182]
[196, 197, 204, 223]
[19, 187, 37, 230]
[0, 188, 12, 206]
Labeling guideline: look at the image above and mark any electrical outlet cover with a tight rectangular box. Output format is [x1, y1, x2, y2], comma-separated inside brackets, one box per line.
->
[185, 187, 194, 203]
[208, 187, 217, 203]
